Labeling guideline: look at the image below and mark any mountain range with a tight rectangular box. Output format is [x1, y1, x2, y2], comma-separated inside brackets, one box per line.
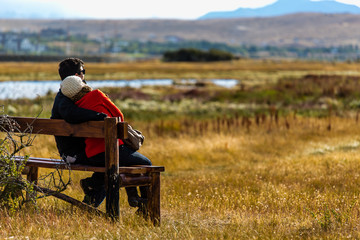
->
[200, 0, 360, 19]
[2, 0, 360, 49]
[1, 13, 360, 48]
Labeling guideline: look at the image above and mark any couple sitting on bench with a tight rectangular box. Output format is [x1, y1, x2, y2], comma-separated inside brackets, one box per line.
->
[51, 58, 151, 215]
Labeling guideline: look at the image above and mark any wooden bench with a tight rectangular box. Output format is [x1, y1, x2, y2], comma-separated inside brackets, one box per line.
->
[1, 116, 165, 225]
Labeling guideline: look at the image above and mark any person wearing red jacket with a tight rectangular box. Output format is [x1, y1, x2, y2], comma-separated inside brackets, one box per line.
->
[75, 88, 125, 158]
[61, 75, 151, 214]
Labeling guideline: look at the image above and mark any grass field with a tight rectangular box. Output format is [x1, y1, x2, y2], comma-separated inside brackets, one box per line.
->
[2, 116, 360, 239]
[1, 59, 360, 84]
[2, 59, 360, 239]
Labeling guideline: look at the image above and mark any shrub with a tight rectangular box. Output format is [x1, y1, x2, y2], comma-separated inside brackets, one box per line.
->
[163, 48, 236, 62]
[0, 114, 70, 212]
[0, 115, 36, 211]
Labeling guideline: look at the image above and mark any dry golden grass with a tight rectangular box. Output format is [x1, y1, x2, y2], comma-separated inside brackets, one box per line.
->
[3, 58, 360, 239]
[1, 59, 360, 84]
[2, 116, 360, 239]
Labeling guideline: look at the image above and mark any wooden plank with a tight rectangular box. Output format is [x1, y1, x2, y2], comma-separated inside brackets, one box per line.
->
[26, 166, 38, 201]
[105, 117, 120, 219]
[119, 174, 151, 187]
[129, 165, 165, 173]
[147, 172, 161, 226]
[22, 166, 30, 175]
[25, 161, 105, 172]
[3, 117, 128, 139]
[13, 156, 104, 172]
[33, 185, 106, 217]
[118, 121, 128, 140]
[27, 166, 38, 184]
[14, 156, 164, 174]
[8, 117, 105, 138]
[14, 156, 64, 163]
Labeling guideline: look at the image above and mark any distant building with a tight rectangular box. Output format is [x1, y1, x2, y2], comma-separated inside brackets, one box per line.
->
[4, 34, 18, 52]
[164, 35, 183, 43]
[20, 38, 35, 52]
[110, 40, 129, 53]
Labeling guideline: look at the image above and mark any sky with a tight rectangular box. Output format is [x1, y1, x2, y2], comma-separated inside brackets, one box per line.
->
[6, 0, 360, 19]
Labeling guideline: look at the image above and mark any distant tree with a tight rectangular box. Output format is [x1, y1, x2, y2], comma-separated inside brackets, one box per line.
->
[162, 48, 236, 62]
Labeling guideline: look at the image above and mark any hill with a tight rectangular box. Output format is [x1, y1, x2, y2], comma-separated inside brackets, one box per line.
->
[200, 0, 360, 19]
[1, 13, 360, 48]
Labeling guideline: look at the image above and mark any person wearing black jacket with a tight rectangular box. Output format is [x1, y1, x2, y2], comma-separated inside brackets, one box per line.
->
[51, 58, 107, 164]
[51, 58, 110, 208]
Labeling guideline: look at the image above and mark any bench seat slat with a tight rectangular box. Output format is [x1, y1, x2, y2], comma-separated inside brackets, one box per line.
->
[14, 157, 164, 174]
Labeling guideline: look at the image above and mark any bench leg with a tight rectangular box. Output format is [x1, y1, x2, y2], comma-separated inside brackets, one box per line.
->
[104, 117, 120, 220]
[26, 166, 38, 201]
[147, 172, 161, 226]
[106, 170, 120, 220]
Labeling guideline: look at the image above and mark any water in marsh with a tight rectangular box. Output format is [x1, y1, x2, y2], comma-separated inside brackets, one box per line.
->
[0, 79, 238, 99]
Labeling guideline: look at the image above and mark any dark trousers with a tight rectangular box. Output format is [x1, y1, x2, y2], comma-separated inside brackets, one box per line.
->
[86, 144, 152, 196]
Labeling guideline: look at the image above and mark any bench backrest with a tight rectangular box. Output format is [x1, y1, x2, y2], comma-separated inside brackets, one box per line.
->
[3, 116, 128, 139]
[1, 116, 127, 178]
[2, 117, 164, 174]
[1, 116, 163, 223]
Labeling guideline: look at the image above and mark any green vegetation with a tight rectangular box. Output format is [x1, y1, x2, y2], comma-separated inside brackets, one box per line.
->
[0, 115, 70, 214]
[2, 60, 360, 238]
[162, 48, 236, 62]
[2, 72, 360, 121]
[0, 133, 33, 211]
[2, 58, 360, 81]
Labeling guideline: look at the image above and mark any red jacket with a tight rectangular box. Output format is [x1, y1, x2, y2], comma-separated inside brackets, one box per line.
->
[75, 89, 124, 158]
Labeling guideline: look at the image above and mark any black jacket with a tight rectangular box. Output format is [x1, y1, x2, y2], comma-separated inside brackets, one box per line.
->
[51, 91, 107, 163]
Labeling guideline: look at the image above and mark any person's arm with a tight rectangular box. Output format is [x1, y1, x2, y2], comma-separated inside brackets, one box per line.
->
[97, 90, 124, 120]
[58, 94, 107, 123]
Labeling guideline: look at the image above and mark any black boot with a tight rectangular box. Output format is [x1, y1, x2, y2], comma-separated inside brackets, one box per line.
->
[140, 186, 148, 199]
[136, 186, 149, 217]
[136, 201, 148, 217]
[126, 187, 143, 207]
[80, 178, 106, 208]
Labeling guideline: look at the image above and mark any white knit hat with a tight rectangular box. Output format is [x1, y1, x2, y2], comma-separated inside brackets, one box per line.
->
[60, 75, 87, 99]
